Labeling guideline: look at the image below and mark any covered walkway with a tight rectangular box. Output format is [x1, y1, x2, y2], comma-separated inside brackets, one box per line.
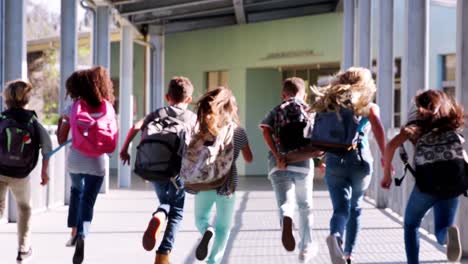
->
[0, 177, 456, 264]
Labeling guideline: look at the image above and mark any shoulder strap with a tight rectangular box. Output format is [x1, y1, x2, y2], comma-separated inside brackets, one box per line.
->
[394, 145, 416, 186]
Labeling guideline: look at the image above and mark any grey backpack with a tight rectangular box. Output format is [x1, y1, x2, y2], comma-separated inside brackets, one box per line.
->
[134, 108, 190, 181]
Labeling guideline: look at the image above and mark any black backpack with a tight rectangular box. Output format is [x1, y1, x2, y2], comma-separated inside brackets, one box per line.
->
[396, 130, 468, 199]
[134, 107, 191, 181]
[0, 110, 40, 178]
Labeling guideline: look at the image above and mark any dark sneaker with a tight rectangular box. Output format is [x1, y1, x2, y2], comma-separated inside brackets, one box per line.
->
[196, 227, 214, 260]
[447, 226, 462, 262]
[16, 248, 32, 262]
[142, 212, 166, 251]
[326, 234, 346, 264]
[282, 216, 295, 251]
[72, 236, 85, 264]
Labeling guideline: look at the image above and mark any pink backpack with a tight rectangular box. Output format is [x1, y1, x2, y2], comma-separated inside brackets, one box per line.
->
[70, 99, 118, 157]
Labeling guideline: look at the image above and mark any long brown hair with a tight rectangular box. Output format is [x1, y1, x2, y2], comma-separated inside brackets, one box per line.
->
[194, 87, 239, 139]
[406, 90, 464, 139]
[66, 66, 115, 108]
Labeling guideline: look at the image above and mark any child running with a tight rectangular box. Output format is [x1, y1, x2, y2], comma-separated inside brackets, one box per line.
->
[0, 80, 52, 262]
[182, 87, 252, 264]
[120, 76, 196, 264]
[381, 90, 464, 264]
[57, 66, 117, 264]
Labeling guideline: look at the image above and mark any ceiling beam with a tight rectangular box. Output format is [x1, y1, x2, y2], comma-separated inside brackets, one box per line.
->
[132, 6, 234, 25]
[233, 0, 246, 24]
[119, 0, 228, 16]
[164, 16, 236, 34]
[247, 3, 334, 23]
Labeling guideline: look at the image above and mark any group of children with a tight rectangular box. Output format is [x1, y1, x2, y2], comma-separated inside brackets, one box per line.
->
[0, 65, 465, 264]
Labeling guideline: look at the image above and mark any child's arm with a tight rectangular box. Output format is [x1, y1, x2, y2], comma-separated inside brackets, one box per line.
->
[381, 130, 409, 189]
[41, 159, 49, 186]
[119, 118, 145, 165]
[241, 143, 253, 163]
[37, 122, 52, 185]
[261, 127, 280, 161]
[56, 115, 70, 145]
[368, 104, 386, 156]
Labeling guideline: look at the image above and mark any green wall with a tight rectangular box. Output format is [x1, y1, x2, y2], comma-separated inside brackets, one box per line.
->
[164, 13, 342, 175]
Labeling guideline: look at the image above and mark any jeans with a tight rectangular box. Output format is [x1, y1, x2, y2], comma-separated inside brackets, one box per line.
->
[269, 169, 314, 252]
[67, 173, 104, 238]
[325, 149, 372, 256]
[151, 177, 185, 254]
[404, 187, 459, 264]
[0, 175, 32, 252]
[195, 190, 236, 264]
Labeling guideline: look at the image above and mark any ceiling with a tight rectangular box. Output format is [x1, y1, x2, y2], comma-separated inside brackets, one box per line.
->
[102, 0, 340, 35]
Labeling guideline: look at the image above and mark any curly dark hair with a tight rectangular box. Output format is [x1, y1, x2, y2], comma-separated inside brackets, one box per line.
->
[66, 66, 115, 108]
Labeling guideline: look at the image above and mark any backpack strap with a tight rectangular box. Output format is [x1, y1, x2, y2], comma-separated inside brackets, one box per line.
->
[394, 145, 416, 186]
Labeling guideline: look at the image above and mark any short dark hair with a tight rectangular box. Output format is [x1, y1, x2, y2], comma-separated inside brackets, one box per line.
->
[167, 76, 194, 103]
[282, 77, 305, 97]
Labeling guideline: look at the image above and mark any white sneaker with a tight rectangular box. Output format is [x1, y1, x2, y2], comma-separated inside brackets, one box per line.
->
[447, 226, 462, 262]
[65, 236, 77, 247]
[326, 234, 346, 264]
[299, 243, 318, 263]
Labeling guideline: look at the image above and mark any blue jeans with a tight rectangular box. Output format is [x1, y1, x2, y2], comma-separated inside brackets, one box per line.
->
[151, 177, 185, 254]
[325, 149, 372, 256]
[404, 187, 459, 264]
[269, 168, 314, 251]
[67, 173, 104, 238]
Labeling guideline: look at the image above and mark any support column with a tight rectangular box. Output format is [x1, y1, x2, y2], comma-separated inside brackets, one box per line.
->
[376, 0, 394, 209]
[357, 0, 372, 69]
[60, 0, 78, 205]
[0, 0, 6, 224]
[455, 0, 468, 256]
[95, 5, 111, 194]
[149, 26, 165, 110]
[118, 25, 134, 188]
[342, 0, 355, 70]
[5, 0, 26, 223]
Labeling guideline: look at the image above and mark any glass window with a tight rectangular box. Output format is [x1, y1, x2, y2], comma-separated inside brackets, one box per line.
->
[442, 54, 456, 99]
[206, 71, 229, 90]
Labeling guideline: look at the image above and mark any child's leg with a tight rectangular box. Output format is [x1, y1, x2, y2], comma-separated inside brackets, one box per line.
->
[0, 178, 8, 218]
[269, 170, 295, 222]
[403, 187, 437, 264]
[9, 176, 32, 252]
[76, 175, 104, 237]
[194, 190, 216, 234]
[156, 178, 186, 254]
[68, 173, 84, 231]
[293, 171, 314, 252]
[207, 194, 236, 264]
[433, 196, 459, 245]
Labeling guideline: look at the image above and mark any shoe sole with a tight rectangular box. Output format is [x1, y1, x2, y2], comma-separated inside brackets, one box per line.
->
[326, 236, 346, 264]
[72, 238, 84, 264]
[66, 236, 77, 247]
[447, 226, 462, 262]
[142, 216, 162, 251]
[196, 229, 213, 260]
[282, 216, 295, 251]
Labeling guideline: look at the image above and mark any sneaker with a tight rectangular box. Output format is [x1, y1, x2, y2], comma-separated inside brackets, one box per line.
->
[196, 227, 214, 260]
[346, 256, 352, 264]
[326, 234, 346, 264]
[72, 236, 85, 264]
[16, 248, 32, 262]
[142, 212, 166, 251]
[447, 226, 462, 262]
[65, 235, 77, 247]
[299, 243, 318, 263]
[281, 216, 295, 251]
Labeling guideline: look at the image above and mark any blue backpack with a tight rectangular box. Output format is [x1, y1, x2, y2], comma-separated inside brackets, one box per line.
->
[308, 108, 368, 154]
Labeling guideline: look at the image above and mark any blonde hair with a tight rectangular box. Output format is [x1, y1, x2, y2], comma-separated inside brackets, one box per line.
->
[194, 87, 239, 139]
[3, 80, 33, 109]
[310, 67, 376, 116]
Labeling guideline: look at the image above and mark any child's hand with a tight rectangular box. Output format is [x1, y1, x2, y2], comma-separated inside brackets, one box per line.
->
[41, 170, 49, 186]
[380, 175, 392, 189]
[276, 155, 287, 169]
[380, 158, 395, 175]
[120, 151, 131, 166]
[318, 162, 326, 174]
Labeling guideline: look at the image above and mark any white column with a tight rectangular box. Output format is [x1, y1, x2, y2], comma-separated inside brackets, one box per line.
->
[357, 0, 372, 69]
[342, 0, 355, 70]
[118, 25, 134, 188]
[401, 0, 429, 122]
[456, 0, 468, 256]
[375, 0, 394, 209]
[149, 26, 165, 110]
[0, 0, 4, 111]
[60, 0, 78, 205]
[5, 0, 26, 223]
[95, 5, 111, 194]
